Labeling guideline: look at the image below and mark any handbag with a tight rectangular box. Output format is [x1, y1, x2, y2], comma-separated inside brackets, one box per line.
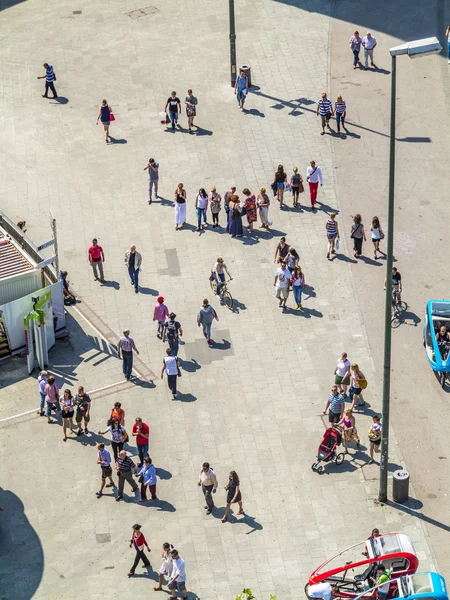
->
[109, 113, 115, 122]
[138, 474, 144, 483]
[358, 378, 368, 390]
[299, 180, 304, 193]
[122, 429, 129, 443]
[380, 230, 385, 240]
[165, 113, 171, 124]
[270, 181, 277, 196]
[177, 368, 182, 377]
[350, 223, 361, 239]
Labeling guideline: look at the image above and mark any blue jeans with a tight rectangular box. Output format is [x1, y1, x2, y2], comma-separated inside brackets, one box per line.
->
[39, 392, 46, 411]
[137, 443, 149, 465]
[45, 401, 60, 417]
[336, 112, 345, 131]
[157, 321, 164, 336]
[169, 110, 178, 127]
[197, 207, 206, 228]
[202, 322, 212, 341]
[128, 266, 139, 291]
[122, 350, 133, 379]
[293, 285, 303, 306]
[168, 338, 179, 357]
[214, 272, 225, 295]
[236, 90, 246, 104]
[353, 49, 360, 66]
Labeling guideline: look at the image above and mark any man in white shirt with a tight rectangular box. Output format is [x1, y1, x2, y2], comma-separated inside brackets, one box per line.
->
[168, 549, 187, 599]
[306, 160, 323, 210]
[307, 582, 333, 600]
[362, 32, 377, 70]
[274, 260, 291, 309]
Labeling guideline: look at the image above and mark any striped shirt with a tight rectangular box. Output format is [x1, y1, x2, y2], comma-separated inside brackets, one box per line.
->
[45, 65, 55, 82]
[116, 455, 135, 472]
[118, 335, 135, 352]
[326, 219, 337, 237]
[328, 392, 345, 414]
[318, 98, 332, 115]
[335, 100, 346, 114]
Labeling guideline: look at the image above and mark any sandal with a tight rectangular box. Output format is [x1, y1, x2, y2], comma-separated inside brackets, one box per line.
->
[237, 510, 244, 515]
[221, 516, 228, 523]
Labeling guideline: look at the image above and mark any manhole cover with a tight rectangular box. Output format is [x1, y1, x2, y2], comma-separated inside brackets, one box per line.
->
[126, 6, 160, 18]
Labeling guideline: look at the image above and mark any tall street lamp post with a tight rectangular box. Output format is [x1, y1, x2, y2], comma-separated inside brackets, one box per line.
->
[229, 0, 237, 87]
[379, 37, 442, 503]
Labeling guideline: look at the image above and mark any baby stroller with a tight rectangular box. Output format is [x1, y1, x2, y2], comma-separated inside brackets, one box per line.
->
[311, 427, 344, 473]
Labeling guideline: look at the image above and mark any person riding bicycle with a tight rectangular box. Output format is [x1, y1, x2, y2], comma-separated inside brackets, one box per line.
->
[212, 257, 232, 297]
[384, 267, 402, 304]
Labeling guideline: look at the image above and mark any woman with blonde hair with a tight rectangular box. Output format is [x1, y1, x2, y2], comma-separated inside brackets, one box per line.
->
[349, 363, 367, 410]
[257, 188, 271, 229]
[370, 216, 383, 259]
[290, 167, 303, 208]
[174, 183, 187, 230]
[338, 408, 360, 453]
[325, 212, 340, 258]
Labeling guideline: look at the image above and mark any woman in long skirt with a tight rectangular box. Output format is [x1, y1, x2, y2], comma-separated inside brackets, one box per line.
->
[228, 195, 244, 238]
[174, 183, 187, 230]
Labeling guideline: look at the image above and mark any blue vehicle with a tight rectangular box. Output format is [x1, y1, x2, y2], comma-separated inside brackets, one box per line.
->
[352, 571, 447, 600]
[423, 300, 450, 388]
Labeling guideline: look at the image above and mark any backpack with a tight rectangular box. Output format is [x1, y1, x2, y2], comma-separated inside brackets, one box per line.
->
[166, 320, 178, 340]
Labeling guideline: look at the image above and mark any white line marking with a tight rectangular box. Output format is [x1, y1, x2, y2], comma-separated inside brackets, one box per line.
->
[0, 380, 127, 423]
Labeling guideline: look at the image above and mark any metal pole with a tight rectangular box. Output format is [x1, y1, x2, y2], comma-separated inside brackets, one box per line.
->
[379, 54, 396, 503]
[52, 215, 60, 277]
[229, 0, 237, 87]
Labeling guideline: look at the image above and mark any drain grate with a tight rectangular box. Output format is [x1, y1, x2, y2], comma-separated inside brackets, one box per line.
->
[126, 6, 160, 18]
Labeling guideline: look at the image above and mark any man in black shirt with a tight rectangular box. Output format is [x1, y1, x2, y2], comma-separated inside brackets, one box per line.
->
[384, 267, 402, 303]
[165, 91, 181, 129]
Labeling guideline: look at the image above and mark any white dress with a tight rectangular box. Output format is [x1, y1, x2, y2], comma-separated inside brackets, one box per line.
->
[175, 194, 187, 225]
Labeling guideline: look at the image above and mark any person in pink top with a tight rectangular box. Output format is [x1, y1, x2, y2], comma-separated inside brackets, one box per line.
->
[44, 375, 60, 423]
[153, 296, 169, 339]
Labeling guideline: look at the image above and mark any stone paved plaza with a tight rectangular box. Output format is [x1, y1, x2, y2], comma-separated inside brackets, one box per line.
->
[0, 0, 445, 598]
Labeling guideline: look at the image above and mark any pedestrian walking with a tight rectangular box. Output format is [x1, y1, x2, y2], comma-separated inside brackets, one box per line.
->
[60, 389, 74, 441]
[224, 186, 237, 232]
[335, 95, 347, 133]
[96, 99, 113, 143]
[154, 543, 174, 591]
[37, 63, 57, 98]
[162, 313, 182, 357]
[98, 418, 127, 461]
[291, 265, 305, 310]
[167, 550, 188, 599]
[362, 32, 377, 70]
[286, 247, 299, 273]
[117, 329, 139, 381]
[154, 296, 169, 339]
[326, 212, 340, 258]
[195, 188, 208, 231]
[198, 462, 218, 515]
[88, 238, 105, 282]
[337, 409, 360, 453]
[349, 363, 367, 410]
[116, 450, 138, 501]
[96, 442, 115, 498]
[138, 456, 157, 501]
[209, 187, 222, 227]
[44, 375, 60, 423]
[323, 385, 345, 424]
[273, 165, 287, 207]
[185, 89, 198, 132]
[274, 236, 290, 264]
[334, 352, 351, 396]
[290, 167, 304, 208]
[234, 69, 249, 110]
[197, 299, 219, 345]
[128, 524, 151, 576]
[446, 25, 450, 63]
[306, 161, 323, 209]
[174, 183, 187, 230]
[242, 189, 257, 232]
[124, 245, 142, 294]
[110, 401, 125, 426]
[144, 158, 159, 204]
[132, 417, 150, 468]
[317, 93, 334, 135]
[349, 31, 363, 69]
[370, 216, 384, 259]
[222, 471, 244, 522]
[161, 348, 180, 399]
[257, 188, 271, 229]
[75, 386, 91, 435]
[350, 214, 366, 258]
[368, 416, 382, 464]
[212, 257, 232, 296]
[37, 370, 48, 417]
[274, 260, 291, 310]
[165, 91, 181, 129]
[228, 195, 244, 238]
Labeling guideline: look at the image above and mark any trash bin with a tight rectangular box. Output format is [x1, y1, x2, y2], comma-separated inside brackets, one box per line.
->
[392, 469, 410, 503]
[240, 64, 251, 87]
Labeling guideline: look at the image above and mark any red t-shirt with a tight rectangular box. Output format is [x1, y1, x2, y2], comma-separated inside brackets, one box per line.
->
[132, 422, 149, 445]
[89, 245, 103, 261]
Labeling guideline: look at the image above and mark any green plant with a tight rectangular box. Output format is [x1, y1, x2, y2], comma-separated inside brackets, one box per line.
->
[234, 590, 276, 600]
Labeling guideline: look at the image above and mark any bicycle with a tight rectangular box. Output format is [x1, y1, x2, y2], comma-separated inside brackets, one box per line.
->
[210, 275, 233, 310]
[391, 288, 406, 327]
